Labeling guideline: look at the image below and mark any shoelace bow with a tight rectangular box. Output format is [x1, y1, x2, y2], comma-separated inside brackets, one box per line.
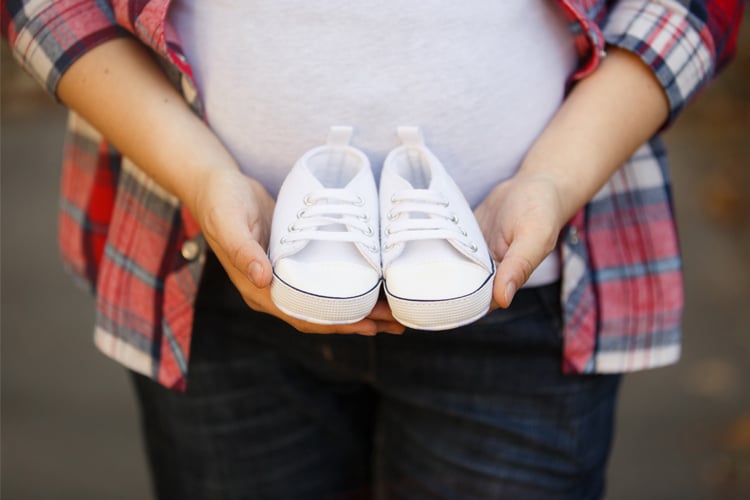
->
[282, 188, 374, 247]
[384, 189, 477, 252]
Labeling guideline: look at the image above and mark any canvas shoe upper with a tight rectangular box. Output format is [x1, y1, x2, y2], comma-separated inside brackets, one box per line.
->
[380, 127, 495, 330]
[269, 126, 381, 324]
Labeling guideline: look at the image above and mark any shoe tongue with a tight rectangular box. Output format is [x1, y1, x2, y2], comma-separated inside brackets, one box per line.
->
[302, 163, 328, 190]
[392, 171, 425, 193]
[342, 163, 365, 190]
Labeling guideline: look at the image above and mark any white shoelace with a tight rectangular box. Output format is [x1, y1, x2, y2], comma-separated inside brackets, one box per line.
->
[281, 188, 375, 249]
[384, 189, 477, 252]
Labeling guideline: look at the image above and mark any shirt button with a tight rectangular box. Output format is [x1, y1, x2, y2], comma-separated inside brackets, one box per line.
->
[568, 227, 580, 245]
[181, 76, 198, 103]
[180, 239, 201, 261]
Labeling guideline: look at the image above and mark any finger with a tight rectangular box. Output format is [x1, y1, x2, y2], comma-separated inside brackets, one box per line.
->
[489, 297, 501, 312]
[376, 321, 406, 334]
[298, 318, 403, 336]
[367, 300, 398, 323]
[206, 215, 273, 288]
[283, 315, 378, 336]
[493, 231, 552, 308]
[366, 299, 405, 334]
[241, 240, 272, 288]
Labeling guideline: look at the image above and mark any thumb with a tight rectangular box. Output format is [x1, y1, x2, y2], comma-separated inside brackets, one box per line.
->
[205, 212, 273, 288]
[493, 230, 552, 308]
[238, 239, 272, 288]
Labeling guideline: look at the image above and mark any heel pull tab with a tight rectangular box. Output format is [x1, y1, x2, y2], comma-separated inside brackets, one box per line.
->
[397, 126, 426, 148]
[327, 126, 354, 147]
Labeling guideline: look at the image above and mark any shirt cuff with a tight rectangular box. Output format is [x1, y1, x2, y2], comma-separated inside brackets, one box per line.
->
[602, 0, 716, 124]
[6, 0, 128, 99]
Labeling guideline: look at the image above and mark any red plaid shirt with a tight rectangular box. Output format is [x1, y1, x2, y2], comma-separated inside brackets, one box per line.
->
[2, 0, 744, 390]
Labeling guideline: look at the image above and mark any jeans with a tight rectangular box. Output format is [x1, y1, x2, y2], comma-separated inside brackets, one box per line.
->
[131, 253, 621, 500]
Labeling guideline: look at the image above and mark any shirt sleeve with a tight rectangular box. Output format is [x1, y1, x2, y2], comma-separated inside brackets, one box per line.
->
[2, 0, 128, 97]
[602, 0, 745, 123]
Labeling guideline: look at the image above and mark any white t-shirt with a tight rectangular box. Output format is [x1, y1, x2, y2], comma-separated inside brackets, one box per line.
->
[170, 1, 576, 286]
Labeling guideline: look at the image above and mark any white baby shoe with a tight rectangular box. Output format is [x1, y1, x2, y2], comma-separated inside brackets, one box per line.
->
[269, 126, 381, 324]
[380, 127, 495, 330]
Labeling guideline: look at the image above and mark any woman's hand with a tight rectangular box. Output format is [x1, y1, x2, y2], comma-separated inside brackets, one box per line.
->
[188, 166, 404, 335]
[474, 47, 670, 308]
[58, 37, 403, 335]
[474, 174, 567, 309]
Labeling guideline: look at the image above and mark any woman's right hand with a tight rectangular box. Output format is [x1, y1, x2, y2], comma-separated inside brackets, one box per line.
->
[189, 164, 404, 336]
[57, 37, 402, 335]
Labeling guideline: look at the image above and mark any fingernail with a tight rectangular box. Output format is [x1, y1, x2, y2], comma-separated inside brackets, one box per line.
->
[248, 261, 263, 285]
[505, 281, 517, 306]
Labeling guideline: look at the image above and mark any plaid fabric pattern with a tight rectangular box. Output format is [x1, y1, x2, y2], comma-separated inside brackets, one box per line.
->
[2, 0, 745, 389]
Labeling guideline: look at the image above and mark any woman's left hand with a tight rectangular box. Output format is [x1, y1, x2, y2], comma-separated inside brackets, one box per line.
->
[474, 47, 672, 309]
[474, 173, 567, 309]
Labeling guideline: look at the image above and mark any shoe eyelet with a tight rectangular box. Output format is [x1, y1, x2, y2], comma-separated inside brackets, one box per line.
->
[387, 211, 400, 221]
[468, 242, 478, 253]
[460, 228, 468, 237]
[288, 224, 300, 233]
[390, 194, 401, 204]
[451, 214, 459, 224]
[303, 194, 314, 206]
[385, 227, 393, 236]
[280, 236, 288, 245]
[358, 213, 369, 221]
[297, 209, 308, 219]
[363, 226, 374, 236]
[383, 243, 394, 252]
[354, 195, 365, 207]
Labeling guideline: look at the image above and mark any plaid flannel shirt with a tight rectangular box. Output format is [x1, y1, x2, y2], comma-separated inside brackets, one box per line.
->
[2, 0, 744, 390]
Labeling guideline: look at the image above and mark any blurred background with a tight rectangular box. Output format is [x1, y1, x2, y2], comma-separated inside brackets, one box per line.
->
[1, 15, 748, 499]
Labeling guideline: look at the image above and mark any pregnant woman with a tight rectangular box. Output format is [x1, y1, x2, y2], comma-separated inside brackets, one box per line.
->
[3, 1, 743, 498]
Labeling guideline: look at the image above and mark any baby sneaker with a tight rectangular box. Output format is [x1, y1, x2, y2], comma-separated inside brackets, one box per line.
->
[380, 127, 495, 330]
[269, 126, 381, 324]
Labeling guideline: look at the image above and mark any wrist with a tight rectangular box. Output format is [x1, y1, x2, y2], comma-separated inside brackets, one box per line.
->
[513, 47, 669, 222]
[512, 162, 589, 225]
[171, 137, 241, 214]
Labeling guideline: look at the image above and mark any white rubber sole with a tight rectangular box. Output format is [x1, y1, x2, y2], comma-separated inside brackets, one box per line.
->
[384, 270, 495, 331]
[271, 273, 381, 325]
